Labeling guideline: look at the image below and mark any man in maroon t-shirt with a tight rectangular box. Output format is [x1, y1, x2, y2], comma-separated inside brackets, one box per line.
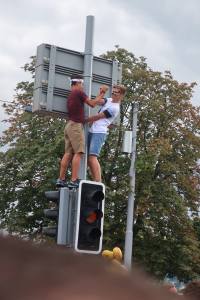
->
[56, 75, 103, 188]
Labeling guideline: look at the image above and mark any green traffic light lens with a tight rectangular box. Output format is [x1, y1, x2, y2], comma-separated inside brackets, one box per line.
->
[89, 228, 101, 241]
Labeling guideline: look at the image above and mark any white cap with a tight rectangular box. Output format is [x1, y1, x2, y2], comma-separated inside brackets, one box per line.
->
[70, 78, 84, 84]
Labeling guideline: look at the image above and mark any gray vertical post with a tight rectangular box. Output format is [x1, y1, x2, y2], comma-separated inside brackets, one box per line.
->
[79, 15, 94, 180]
[68, 189, 79, 247]
[46, 45, 56, 111]
[57, 187, 69, 245]
[65, 189, 73, 246]
[124, 102, 139, 270]
[57, 188, 78, 246]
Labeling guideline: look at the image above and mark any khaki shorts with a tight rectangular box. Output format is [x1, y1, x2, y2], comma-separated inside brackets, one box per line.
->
[64, 120, 85, 154]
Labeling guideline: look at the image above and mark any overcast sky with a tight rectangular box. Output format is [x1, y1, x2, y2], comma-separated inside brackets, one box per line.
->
[0, 0, 200, 141]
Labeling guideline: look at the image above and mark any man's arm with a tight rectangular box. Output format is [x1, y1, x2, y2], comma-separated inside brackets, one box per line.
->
[85, 96, 105, 108]
[85, 112, 106, 123]
[85, 85, 108, 107]
[85, 109, 112, 123]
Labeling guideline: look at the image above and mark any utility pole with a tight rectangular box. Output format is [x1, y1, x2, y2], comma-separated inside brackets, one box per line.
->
[79, 15, 94, 180]
[124, 102, 138, 270]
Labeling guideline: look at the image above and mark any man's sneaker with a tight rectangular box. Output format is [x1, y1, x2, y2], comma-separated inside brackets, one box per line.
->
[67, 179, 81, 189]
[56, 178, 67, 187]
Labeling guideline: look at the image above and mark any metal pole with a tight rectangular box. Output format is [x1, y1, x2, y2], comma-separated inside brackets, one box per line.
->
[79, 15, 94, 180]
[57, 188, 70, 245]
[124, 102, 139, 270]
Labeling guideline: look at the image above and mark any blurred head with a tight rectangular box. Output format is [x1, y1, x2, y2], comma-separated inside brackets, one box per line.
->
[71, 75, 84, 91]
[0, 235, 183, 300]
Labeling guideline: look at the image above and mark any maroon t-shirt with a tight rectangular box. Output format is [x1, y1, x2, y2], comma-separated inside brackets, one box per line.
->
[67, 89, 87, 123]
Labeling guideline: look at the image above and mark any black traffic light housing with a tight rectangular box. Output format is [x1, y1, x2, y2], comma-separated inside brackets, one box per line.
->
[75, 180, 105, 254]
[43, 190, 60, 239]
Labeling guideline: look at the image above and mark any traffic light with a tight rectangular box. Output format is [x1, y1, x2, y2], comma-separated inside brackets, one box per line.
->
[43, 188, 77, 246]
[43, 190, 60, 239]
[75, 180, 105, 254]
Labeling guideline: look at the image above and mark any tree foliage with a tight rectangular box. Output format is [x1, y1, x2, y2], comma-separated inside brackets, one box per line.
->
[0, 58, 65, 238]
[0, 48, 200, 281]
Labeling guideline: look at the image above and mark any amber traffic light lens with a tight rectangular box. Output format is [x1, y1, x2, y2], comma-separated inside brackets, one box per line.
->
[86, 210, 103, 224]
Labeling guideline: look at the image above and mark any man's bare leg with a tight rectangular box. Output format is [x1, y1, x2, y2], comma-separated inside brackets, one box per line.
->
[59, 153, 73, 180]
[88, 155, 101, 182]
[71, 153, 83, 181]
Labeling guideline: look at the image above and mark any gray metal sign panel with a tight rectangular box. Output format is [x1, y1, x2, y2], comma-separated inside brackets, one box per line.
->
[33, 44, 122, 117]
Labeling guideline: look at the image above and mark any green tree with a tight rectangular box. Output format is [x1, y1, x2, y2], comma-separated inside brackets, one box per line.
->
[101, 47, 200, 281]
[0, 48, 200, 281]
[0, 58, 65, 238]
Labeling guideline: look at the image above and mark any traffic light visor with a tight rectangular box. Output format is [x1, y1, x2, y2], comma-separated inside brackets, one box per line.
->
[87, 190, 104, 202]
